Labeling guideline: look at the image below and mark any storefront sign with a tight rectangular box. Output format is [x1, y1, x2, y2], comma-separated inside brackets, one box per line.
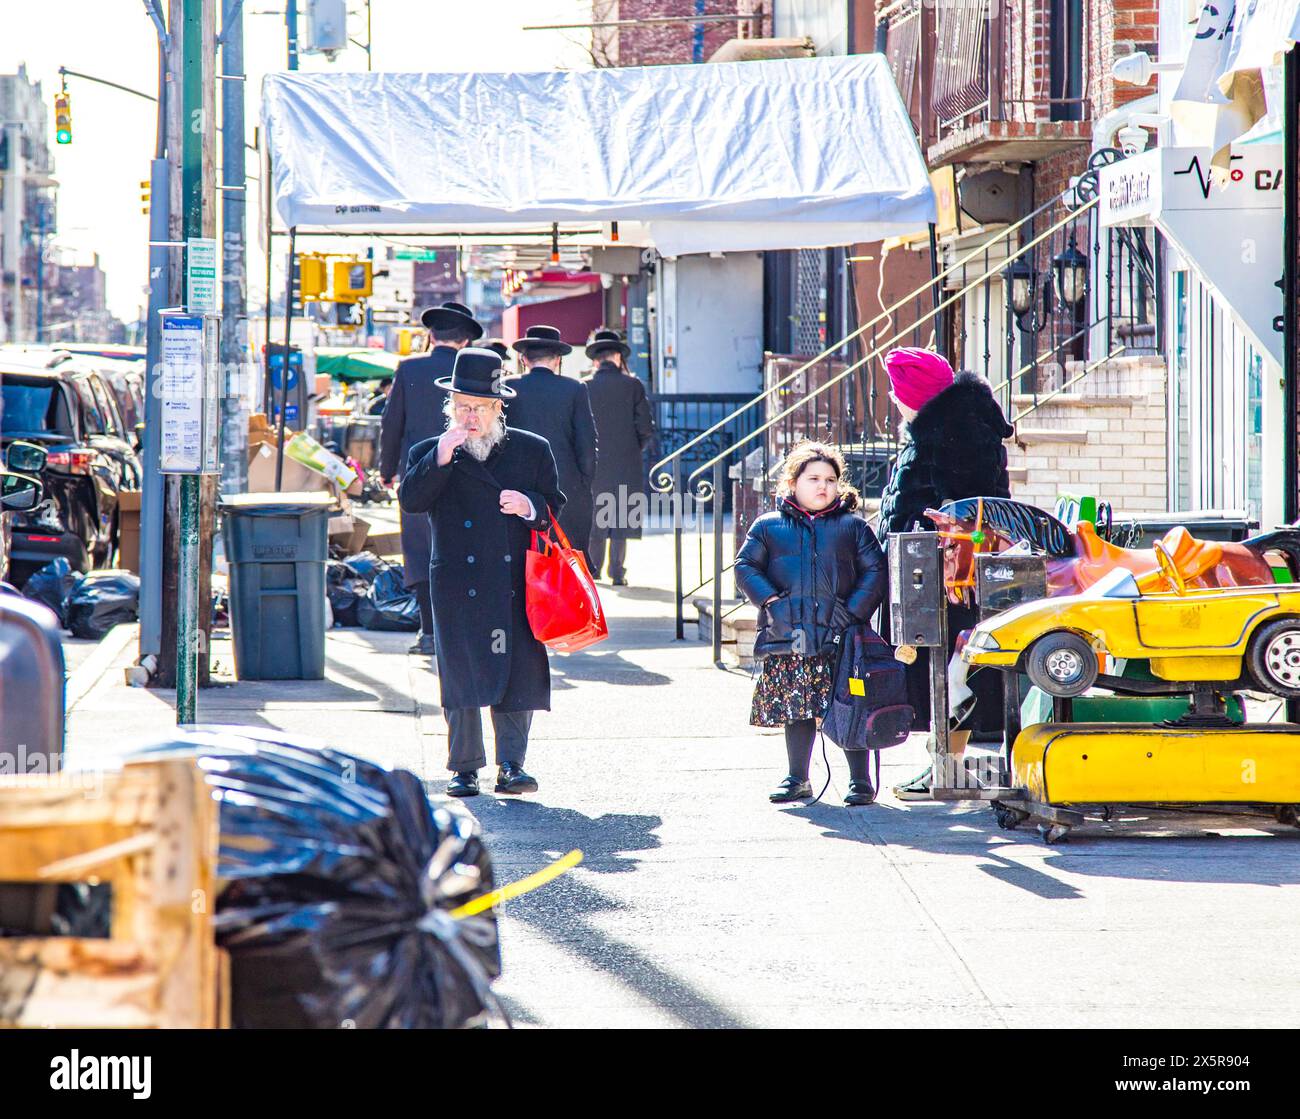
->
[1099, 144, 1283, 364]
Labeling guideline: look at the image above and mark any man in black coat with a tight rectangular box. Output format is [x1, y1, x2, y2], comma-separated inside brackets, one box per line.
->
[505, 325, 598, 565]
[584, 328, 654, 585]
[399, 347, 565, 799]
[380, 300, 483, 655]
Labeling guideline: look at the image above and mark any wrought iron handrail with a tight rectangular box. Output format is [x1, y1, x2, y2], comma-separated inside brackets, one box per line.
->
[647, 190, 1075, 496]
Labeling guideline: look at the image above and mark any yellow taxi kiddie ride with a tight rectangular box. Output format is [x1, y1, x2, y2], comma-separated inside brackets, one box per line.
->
[961, 536, 1300, 842]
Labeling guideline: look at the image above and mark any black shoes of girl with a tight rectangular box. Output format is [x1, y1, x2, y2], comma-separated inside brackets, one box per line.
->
[769, 776, 877, 805]
[770, 775, 813, 802]
[844, 779, 876, 807]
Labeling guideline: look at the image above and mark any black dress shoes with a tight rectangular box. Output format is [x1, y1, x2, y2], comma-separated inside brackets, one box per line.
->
[446, 771, 480, 798]
[769, 775, 813, 803]
[495, 762, 538, 794]
[409, 633, 436, 656]
[844, 779, 876, 807]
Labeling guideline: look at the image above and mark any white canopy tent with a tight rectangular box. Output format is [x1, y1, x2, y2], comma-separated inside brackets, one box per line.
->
[260, 54, 936, 257]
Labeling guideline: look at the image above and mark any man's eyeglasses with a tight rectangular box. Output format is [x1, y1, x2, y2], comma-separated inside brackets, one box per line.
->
[453, 402, 496, 418]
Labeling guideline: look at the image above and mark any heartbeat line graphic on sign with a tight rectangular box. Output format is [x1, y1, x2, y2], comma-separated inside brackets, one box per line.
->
[1173, 153, 1244, 199]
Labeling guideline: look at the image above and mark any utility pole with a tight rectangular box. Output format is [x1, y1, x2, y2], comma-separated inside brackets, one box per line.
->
[139, 0, 171, 663]
[2, 121, 23, 343]
[286, 0, 300, 69]
[158, 0, 217, 713]
[220, 0, 248, 495]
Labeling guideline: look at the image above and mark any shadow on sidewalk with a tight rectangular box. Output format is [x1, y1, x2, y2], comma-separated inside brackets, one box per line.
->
[458, 797, 750, 1028]
[785, 796, 1300, 892]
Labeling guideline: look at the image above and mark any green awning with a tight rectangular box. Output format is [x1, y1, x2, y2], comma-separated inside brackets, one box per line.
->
[315, 347, 401, 382]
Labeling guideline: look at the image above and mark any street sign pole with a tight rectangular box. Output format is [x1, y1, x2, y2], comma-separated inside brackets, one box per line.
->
[172, 0, 216, 722]
[220, 0, 248, 495]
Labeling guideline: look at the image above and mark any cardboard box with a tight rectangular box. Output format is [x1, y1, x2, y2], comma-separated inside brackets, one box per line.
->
[118, 490, 142, 573]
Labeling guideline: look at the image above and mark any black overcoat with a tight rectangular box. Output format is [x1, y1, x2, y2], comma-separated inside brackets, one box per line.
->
[878, 371, 1014, 534]
[399, 428, 565, 712]
[504, 368, 598, 555]
[586, 362, 654, 540]
[380, 346, 455, 588]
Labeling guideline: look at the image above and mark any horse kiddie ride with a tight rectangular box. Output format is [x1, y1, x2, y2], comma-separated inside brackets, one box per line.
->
[898, 496, 1300, 843]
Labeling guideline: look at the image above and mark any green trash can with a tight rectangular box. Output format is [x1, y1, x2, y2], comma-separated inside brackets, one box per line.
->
[220, 492, 334, 681]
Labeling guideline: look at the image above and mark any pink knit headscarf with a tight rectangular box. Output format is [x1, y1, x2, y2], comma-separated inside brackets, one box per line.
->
[886, 348, 955, 412]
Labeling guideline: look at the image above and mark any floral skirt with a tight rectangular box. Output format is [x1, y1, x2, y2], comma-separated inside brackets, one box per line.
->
[750, 652, 835, 728]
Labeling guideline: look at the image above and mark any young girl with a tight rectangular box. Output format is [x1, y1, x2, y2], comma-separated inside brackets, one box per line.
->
[735, 442, 887, 806]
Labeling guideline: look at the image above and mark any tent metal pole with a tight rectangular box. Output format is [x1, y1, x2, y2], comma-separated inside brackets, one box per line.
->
[275, 225, 296, 491]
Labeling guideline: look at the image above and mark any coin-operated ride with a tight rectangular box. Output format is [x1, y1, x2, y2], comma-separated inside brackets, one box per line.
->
[964, 541, 1300, 843]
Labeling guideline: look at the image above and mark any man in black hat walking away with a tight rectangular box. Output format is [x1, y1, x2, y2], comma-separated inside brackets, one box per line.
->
[380, 301, 483, 655]
[585, 329, 654, 585]
[505, 325, 598, 564]
[399, 347, 565, 798]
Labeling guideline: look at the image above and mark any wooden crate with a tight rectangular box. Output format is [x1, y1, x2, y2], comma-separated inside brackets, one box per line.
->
[0, 758, 227, 1028]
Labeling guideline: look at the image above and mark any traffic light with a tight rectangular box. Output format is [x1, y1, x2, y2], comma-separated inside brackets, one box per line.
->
[333, 259, 372, 301]
[140, 179, 150, 216]
[54, 92, 72, 145]
[299, 256, 328, 299]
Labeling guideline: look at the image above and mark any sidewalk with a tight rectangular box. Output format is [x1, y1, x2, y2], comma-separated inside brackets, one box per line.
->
[67, 530, 1300, 1029]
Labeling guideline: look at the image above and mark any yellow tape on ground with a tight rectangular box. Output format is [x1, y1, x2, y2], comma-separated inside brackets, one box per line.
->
[449, 849, 584, 920]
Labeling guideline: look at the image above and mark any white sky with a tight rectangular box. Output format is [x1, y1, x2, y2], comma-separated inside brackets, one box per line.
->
[0, 0, 594, 323]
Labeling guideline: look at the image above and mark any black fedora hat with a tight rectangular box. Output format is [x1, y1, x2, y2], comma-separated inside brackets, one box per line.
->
[585, 327, 630, 360]
[511, 324, 572, 356]
[434, 347, 516, 398]
[420, 300, 484, 340]
[481, 338, 511, 362]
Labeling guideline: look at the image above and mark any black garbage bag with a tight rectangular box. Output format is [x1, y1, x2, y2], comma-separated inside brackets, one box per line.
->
[325, 560, 370, 627]
[342, 550, 384, 582]
[65, 570, 141, 640]
[21, 557, 77, 628]
[358, 564, 420, 632]
[125, 727, 504, 1029]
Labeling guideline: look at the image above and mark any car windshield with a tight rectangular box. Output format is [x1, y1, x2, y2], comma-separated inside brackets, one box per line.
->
[1, 382, 58, 434]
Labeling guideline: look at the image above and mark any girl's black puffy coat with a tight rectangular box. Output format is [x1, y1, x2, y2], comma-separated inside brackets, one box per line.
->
[735, 499, 886, 658]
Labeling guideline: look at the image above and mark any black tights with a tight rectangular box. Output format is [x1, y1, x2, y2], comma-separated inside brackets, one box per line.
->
[784, 719, 871, 783]
[414, 580, 434, 636]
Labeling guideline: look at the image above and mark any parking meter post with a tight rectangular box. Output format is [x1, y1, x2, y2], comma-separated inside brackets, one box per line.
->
[930, 574, 951, 788]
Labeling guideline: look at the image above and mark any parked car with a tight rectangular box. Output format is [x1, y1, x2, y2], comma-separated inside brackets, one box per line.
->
[0, 466, 43, 586]
[0, 351, 143, 580]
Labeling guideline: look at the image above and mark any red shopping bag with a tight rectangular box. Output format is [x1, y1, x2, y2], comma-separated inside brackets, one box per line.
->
[525, 514, 608, 652]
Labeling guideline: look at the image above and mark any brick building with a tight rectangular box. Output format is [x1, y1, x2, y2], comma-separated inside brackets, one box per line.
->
[873, 0, 1173, 518]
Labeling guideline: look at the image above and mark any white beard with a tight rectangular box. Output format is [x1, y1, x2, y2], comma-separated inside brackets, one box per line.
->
[462, 417, 507, 461]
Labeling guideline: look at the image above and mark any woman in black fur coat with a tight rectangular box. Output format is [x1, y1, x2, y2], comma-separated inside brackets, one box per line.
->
[878, 350, 1014, 799]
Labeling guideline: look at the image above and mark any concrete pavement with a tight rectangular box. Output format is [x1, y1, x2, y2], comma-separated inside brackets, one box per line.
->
[65, 530, 1300, 1029]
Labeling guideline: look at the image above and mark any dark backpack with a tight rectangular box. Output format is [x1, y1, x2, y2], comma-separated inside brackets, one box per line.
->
[822, 624, 914, 752]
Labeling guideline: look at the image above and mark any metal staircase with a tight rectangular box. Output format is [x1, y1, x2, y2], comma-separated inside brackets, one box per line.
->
[648, 187, 1161, 661]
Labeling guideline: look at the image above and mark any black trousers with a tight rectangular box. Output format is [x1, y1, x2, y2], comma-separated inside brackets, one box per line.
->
[445, 706, 533, 773]
[589, 529, 627, 581]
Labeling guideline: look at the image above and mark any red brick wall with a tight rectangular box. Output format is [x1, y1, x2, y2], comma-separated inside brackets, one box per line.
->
[596, 0, 770, 67]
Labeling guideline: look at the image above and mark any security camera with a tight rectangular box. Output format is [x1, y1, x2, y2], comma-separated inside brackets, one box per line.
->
[1117, 124, 1150, 157]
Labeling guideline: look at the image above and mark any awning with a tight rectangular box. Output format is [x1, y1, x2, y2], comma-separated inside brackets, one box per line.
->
[315, 347, 400, 382]
[259, 56, 936, 257]
[1172, 0, 1300, 164]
